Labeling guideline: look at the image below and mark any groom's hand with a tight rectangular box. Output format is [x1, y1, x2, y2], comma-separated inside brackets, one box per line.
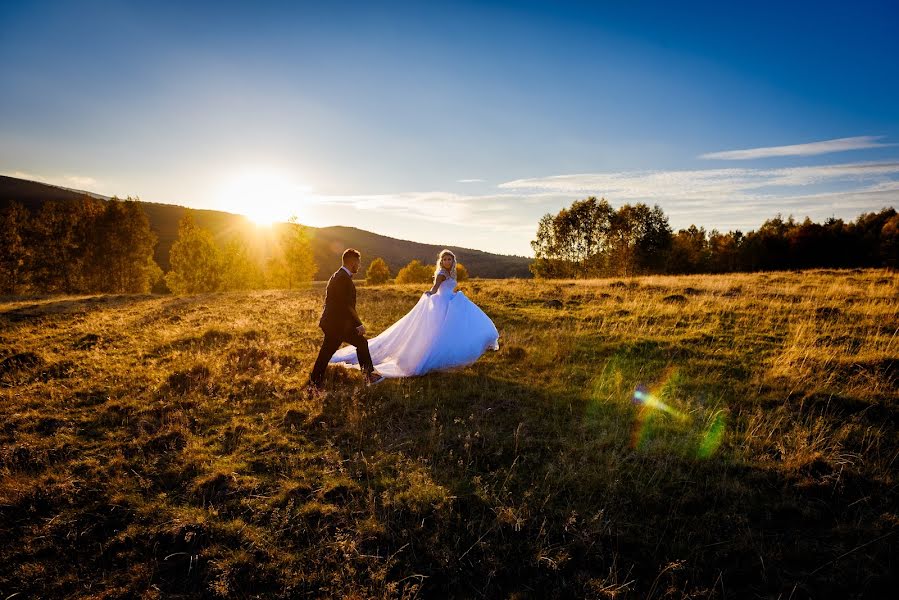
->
[356, 324, 366, 335]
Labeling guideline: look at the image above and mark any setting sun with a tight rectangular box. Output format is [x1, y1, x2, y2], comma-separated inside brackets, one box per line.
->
[216, 167, 310, 225]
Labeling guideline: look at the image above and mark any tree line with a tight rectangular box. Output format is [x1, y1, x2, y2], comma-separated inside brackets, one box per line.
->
[163, 213, 316, 294]
[0, 197, 472, 295]
[365, 258, 469, 285]
[0, 198, 317, 295]
[0, 197, 161, 294]
[530, 196, 898, 278]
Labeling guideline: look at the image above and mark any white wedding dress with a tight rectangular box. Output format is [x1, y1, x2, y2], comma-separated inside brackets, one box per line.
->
[329, 269, 499, 378]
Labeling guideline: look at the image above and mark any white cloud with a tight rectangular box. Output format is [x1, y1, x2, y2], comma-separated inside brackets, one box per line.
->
[64, 175, 97, 188]
[4, 170, 39, 180]
[457, 178, 484, 183]
[2, 170, 98, 190]
[490, 161, 899, 236]
[308, 189, 561, 234]
[305, 161, 899, 242]
[699, 136, 895, 160]
[497, 161, 899, 201]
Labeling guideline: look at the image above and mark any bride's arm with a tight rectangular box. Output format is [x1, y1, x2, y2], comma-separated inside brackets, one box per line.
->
[426, 274, 447, 296]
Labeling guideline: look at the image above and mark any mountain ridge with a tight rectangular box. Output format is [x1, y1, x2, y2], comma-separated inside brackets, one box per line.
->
[0, 175, 533, 279]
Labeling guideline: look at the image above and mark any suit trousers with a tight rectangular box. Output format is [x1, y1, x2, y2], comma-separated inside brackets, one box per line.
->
[310, 328, 374, 385]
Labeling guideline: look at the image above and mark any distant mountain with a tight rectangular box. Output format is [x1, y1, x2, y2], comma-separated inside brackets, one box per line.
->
[0, 175, 533, 279]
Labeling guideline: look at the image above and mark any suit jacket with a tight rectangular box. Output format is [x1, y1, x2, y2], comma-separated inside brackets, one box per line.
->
[318, 268, 363, 337]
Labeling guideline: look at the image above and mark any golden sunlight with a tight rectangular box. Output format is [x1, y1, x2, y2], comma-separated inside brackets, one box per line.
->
[216, 167, 310, 225]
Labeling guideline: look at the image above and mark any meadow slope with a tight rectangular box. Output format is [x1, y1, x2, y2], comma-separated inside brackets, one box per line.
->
[1, 270, 897, 599]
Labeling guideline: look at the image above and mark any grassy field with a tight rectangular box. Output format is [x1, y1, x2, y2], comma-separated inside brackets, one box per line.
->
[1, 269, 897, 599]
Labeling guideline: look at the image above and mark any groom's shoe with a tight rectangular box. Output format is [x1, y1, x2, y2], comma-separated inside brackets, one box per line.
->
[365, 371, 385, 386]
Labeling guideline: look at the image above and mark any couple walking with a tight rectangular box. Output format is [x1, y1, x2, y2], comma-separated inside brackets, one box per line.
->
[309, 248, 499, 388]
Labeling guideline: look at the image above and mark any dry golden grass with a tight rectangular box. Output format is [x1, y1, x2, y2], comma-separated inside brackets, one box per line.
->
[0, 268, 897, 598]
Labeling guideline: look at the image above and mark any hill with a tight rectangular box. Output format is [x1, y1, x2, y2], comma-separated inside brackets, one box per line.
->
[0, 269, 896, 597]
[0, 175, 533, 279]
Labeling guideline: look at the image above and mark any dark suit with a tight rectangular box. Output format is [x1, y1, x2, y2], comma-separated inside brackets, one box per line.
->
[310, 267, 374, 385]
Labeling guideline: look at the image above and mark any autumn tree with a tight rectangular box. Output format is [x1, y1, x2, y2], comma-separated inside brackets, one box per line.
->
[220, 236, 264, 290]
[165, 211, 223, 294]
[455, 262, 469, 281]
[26, 197, 105, 293]
[530, 197, 614, 278]
[366, 257, 391, 284]
[881, 212, 899, 269]
[530, 213, 576, 278]
[84, 197, 161, 293]
[395, 259, 433, 284]
[606, 203, 671, 276]
[0, 202, 30, 294]
[707, 230, 743, 273]
[278, 216, 316, 288]
[531, 197, 670, 277]
[264, 255, 289, 289]
[668, 225, 710, 274]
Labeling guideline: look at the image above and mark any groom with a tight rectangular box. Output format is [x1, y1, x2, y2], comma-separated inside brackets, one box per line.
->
[309, 248, 384, 388]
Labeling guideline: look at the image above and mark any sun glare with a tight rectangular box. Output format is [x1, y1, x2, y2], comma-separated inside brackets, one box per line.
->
[216, 167, 310, 225]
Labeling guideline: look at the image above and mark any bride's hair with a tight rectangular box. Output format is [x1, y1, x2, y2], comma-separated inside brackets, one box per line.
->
[435, 249, 457, 280]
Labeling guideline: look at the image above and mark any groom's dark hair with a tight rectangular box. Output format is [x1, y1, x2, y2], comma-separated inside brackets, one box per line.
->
[342, 248, 361, 263]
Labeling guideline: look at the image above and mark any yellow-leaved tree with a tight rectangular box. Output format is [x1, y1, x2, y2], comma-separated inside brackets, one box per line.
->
[366, 257, 391, 284]
[395, 259, 433, 284]
[277, 216, 316, 288]
[165, 211, 223, 294]
[220, 236, 264, 290]
[456, 262, 469, 281]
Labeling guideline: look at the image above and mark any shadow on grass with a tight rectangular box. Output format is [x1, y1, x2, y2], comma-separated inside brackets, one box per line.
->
[307, 354, 897, 598]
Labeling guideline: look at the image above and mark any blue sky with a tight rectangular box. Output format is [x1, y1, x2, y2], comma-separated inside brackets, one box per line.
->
[2, 0, 897, 256]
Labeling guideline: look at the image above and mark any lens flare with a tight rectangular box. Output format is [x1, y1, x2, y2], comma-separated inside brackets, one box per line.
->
[629, 368, 688, 450]
[697, 411, 726, 458]
[632, 387, 686, 419]
[592, 360, 727, 458]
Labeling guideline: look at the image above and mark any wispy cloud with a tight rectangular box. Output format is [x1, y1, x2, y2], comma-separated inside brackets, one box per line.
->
[498, 161, 899, 201]
[2, 170, 98, 190]
[699, 136, 895, 160]
[4, 170, 39, 180]
[310, 190, 548, 232]
[457, 178, 484, 183]
[308, 161, 899, 237]
[64, 175, 97, 188]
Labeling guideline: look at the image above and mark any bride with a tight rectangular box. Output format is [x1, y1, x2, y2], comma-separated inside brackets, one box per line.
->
[329, 249, 499, 378]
